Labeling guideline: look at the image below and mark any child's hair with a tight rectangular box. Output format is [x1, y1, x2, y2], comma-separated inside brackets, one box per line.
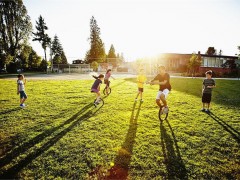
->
[205, 70, 213, 76]
[106, 69, 111, 74]
[93, 74, 104, 79]
[158, 65, 166, 70]
[17, 74, 23, 78]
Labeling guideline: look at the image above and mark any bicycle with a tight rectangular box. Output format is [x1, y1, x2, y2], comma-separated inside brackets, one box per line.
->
[93, 98, 104, 108]
[158, 103, 169, 121]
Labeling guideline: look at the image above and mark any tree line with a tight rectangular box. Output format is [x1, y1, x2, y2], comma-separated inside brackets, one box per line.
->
[0, 0, 123, 73]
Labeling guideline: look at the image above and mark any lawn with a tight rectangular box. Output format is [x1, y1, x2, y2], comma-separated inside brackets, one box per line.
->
[0, 77, 239, 179]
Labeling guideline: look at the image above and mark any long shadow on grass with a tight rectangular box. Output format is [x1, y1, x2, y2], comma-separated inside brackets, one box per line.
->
[0, 107, 21, 115]
[0, 102, 103, 178]
[89, 101, 142, 179]
[160, 119, 187, 179]
[207, 112, 240, 143]
[107, 101, 142, 179]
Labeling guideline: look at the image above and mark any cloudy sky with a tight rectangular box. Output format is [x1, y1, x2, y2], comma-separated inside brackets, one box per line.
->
[24, 0, 240, 62]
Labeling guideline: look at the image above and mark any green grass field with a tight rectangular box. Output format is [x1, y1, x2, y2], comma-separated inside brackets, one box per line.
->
[0, 77, 239, 179]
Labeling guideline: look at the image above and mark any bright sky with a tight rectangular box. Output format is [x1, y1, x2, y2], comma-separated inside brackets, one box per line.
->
[24, 0, 240, 62]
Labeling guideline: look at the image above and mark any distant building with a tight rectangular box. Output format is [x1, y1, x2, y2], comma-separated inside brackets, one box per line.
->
[156, 52, 238, 74]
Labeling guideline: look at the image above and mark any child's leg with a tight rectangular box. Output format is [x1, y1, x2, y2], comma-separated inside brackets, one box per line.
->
[21, 98, 26, 104]
[135, 92, 140, 99]
[207, 103, 210, 110]
[160, 94, 167, 107]
[140, 92, 143, 100]
[96, 92, 101, 101]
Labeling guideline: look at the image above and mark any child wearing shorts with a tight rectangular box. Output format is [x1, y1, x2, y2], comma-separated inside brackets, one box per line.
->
[17, 74, 27, 108]
[201, 70, 216, 113]
[135, 69, 147, 102]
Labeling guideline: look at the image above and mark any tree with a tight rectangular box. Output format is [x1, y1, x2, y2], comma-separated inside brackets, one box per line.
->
[107, 44, 117, 67]
[188, 53, 202, 77]
[206, 47, 216, 56]
[19, 44, 32, 70]
[85, 16, 106, 63]
[51, 35, 68, 64]
[0, 0, 32, 68]
[32, 15, 51, 61]
[61, 51, 68, 64]
[28, 48, 41, 69]
[91, 61, 98, 72]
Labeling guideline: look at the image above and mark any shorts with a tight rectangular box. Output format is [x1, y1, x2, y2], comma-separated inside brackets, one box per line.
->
[138, 88, 144, 92]
[156, 89, 169, 100]
[91, 89, 99, 93]
[104, 79, 110, 87]
[202, 93, 212, 103]
[19, 91, 27, 99]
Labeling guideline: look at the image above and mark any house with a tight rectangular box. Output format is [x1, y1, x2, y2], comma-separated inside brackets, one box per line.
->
[155, 52, 238, 74]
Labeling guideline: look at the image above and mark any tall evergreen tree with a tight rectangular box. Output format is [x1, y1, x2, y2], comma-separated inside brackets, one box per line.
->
[61, 51, 68, 64]
[51, 35, 67, 64]
[0, 0, 32, 69]
[32, 15, 51, 61]
[107, 44, 117, 67]
[85, 16, 105, 63]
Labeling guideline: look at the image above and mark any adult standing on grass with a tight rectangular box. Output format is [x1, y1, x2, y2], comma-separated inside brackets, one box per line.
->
[150, 65, 171, 113]
[91, 74, 104, 107]
[135, 68, 147, 102]
[104, 69, 115, 95]
[201, 70, 216, 113]
[17, 74, 27, 108]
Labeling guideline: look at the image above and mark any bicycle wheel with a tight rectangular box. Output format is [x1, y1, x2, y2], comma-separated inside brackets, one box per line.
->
[158, 106, 168, 121]
[94, 98, 104, 108]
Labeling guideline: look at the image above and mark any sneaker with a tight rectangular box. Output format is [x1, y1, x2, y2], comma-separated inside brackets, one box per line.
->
[163, 106, 169, 114]
[201, 108, 206, 112]
[135, 98, 138, 102]
[20, 104, 25, 108]
[93, 102, 97, 107]
[205, 109, 210, 113]
[140, 99, 144, 102]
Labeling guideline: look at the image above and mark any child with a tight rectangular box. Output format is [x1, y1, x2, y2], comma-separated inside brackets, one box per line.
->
[150, 65, 171, 114]
[91, 74, 104, 107]
[201, 70, 216, 113]
[17, 74, 27, 108]
[104, 69, 115, 94]
[135, 69, 147, 102]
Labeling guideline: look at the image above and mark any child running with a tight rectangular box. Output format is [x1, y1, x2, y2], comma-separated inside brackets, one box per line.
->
[201, 70, 216, 113]
[135, 69, 147, 102]
[104, 69, 115, 94]
[17, 74, 27, 108]
[91, 74, 104, 107]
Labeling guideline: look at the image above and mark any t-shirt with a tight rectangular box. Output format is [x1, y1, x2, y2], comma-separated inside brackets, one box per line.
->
[152, 73, 171, 91]
[91, 79, 102, 90]
[137, 74, 147, 88]
[105, 72, 111, 80]
[17, 80, 25, 91]
[203, 78, 215, 94]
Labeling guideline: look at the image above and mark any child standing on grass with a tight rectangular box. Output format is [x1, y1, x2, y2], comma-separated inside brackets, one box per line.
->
[17, 74, 27, 108]
[135, 69, 147, 102]
[91, 74, 104, 107]
[201, 70, 216, 113]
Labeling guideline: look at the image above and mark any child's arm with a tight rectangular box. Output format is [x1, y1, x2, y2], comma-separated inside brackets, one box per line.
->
[149, 80, 167, 85]
[17, 83, 19, 94]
